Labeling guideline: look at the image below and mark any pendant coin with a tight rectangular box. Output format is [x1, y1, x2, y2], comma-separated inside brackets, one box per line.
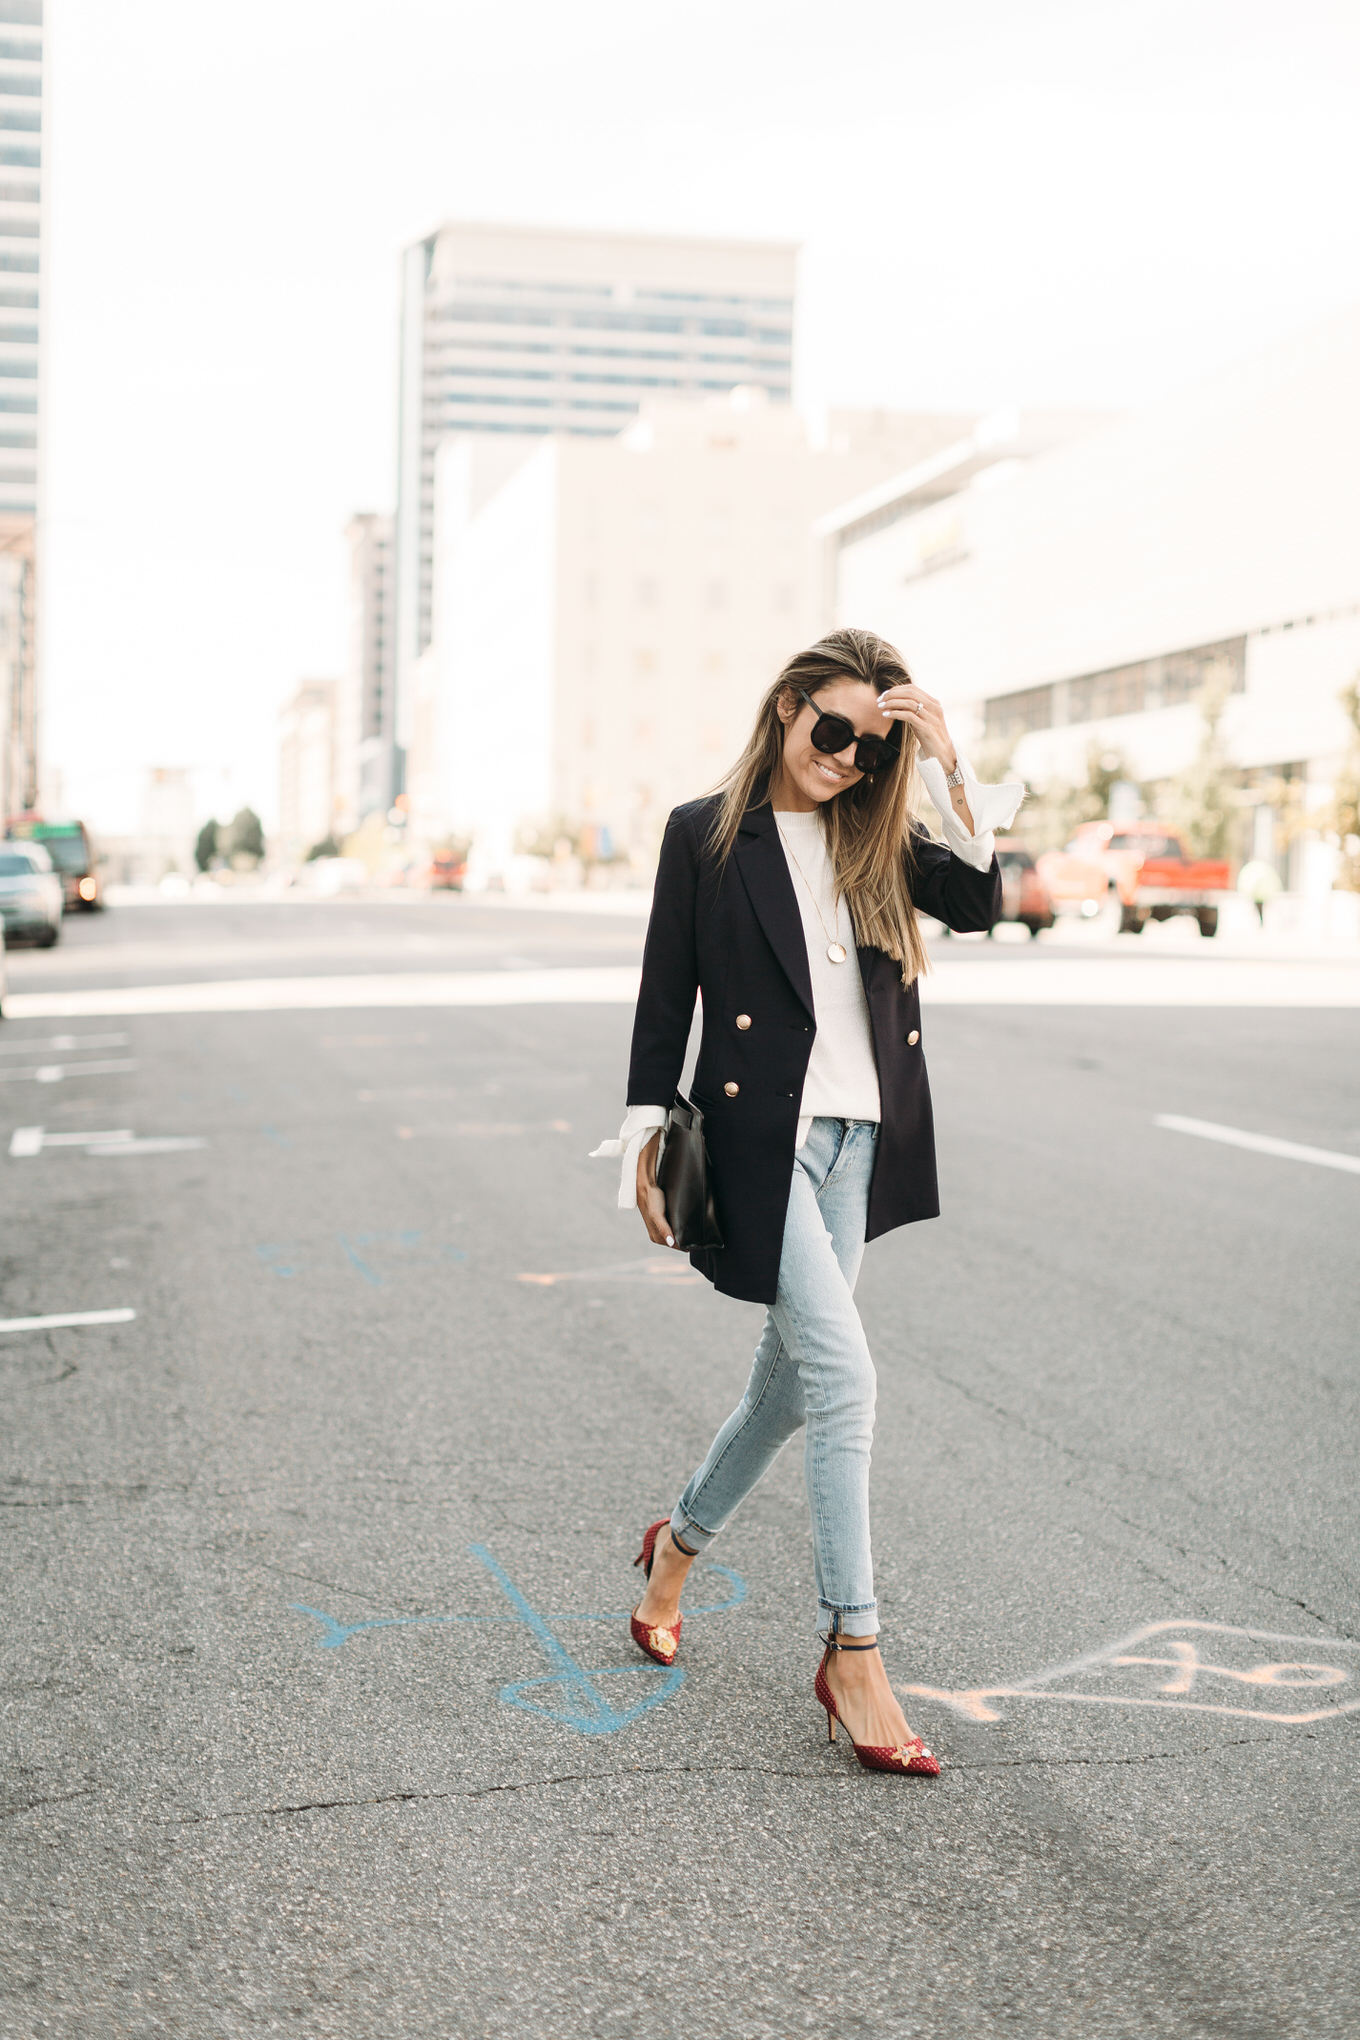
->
[827, 942, 848, 964]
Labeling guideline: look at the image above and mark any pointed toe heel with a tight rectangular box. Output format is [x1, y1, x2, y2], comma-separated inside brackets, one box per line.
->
[815, 1637, 941, 1778]
[629, 1515, 688, 1667]
[630, 1608, 681, 1667]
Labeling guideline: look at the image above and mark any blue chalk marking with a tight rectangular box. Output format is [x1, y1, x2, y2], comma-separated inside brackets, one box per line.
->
[292, 1604, 521, 1650]
[292, 1548, 749, 1736]
[256, 1243, 299, 1279]
[469, 1544, 681, 1734]
[262, 1124, 292, 1149]
[337, 1235, 383, 1286]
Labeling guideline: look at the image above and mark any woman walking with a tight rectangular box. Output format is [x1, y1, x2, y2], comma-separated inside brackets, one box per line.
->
[593, 628, 1022, 1774]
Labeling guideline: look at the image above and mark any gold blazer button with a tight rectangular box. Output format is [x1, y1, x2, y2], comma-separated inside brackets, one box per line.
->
[724, 1081, 740, 1096]
[735, 1014, 752, 1030]
[907, 1030, 920, 1045]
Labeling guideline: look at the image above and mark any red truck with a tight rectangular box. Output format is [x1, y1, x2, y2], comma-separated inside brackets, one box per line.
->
[1038, 821, 1232, 937]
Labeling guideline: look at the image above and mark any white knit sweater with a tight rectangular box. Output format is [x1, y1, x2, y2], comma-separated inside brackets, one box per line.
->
[773, 808, 880, 1145]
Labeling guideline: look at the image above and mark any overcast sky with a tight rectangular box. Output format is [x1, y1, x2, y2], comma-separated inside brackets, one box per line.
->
[42, 0, 1360, 831]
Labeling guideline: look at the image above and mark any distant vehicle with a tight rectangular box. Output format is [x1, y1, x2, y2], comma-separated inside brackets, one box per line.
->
[427, 849, 467, 891]
[0, 840, 63, 945]
[1034, 841, 1109, 923]
[0, 923, 7, 1015]
[1072, 820, 1232, 937]
[992, 839, 1055, 937]
[6, 816, 103, 911]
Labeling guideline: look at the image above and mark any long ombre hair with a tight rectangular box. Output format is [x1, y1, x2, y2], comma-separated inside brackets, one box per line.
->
[708, 628, 929, 985]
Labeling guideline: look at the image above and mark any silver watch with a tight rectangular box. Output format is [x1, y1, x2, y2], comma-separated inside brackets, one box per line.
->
[945, 762, 965, 788]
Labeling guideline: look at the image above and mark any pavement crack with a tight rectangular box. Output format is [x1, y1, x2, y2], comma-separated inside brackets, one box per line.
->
[0, 1786, 99, 1820]
[255, 1561, 392, 1606]
[951, 1733, 1284, 1772]
[158, 1763, 861, 1827]
[1081, 1501, 1359, 1641]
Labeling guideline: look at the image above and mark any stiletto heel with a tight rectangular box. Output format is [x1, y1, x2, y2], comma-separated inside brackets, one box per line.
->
[629, 1516, 692, 1667]
[815, 1633, 940, 1777]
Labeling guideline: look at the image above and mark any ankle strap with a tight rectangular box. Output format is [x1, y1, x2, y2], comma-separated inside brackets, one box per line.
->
[818, 1630, 878, 1652]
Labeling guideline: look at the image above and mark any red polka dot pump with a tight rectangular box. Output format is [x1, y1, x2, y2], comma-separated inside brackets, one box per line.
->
[815, 1633, 941, 1777]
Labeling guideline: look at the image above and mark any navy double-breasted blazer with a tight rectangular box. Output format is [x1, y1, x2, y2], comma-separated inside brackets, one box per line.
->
[626, 793, 1002, 1304]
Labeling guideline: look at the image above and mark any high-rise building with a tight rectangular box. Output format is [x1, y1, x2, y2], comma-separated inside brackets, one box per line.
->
[391, 222, 797, 805]
[0, 0, 40, 816]
[338, 513, 393, 825]
[278, 678, 340, 857]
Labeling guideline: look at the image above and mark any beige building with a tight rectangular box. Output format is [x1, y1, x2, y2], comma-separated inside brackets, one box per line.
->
[0, 513, 35, 817]
[405, 392, 979, 871]
[828, 306, 1360, 894]
[337, 513, 393, 825]
[278, 678, 341, 857]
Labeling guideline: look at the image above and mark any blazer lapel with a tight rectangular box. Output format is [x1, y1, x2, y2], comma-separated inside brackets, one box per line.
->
[733, 802, 816, 1020]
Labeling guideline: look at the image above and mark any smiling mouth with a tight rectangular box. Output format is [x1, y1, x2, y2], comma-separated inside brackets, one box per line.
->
[814, 759, 854, 781]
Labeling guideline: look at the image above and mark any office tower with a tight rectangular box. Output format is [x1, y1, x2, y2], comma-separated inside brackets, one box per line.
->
[279, 679, 341, 856]
[391, 222, 797, 804]
[339, 513, 393, 824]
[0, 0, 40, 816]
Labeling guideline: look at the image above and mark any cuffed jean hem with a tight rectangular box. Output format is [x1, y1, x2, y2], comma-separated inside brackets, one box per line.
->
[669, 1503, 717, 1555]
[822, 1603, 879, 1639]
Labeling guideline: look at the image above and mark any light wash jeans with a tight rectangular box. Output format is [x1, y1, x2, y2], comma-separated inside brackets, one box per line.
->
[671, 1117, 881, 1636]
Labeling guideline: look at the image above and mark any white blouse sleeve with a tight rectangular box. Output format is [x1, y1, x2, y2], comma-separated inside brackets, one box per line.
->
[917, 753, 1026, 872]
[590, 1104, 669, 1210]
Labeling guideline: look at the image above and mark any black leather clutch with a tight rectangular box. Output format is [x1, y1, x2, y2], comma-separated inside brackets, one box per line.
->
[657, 1091, 725, 1251]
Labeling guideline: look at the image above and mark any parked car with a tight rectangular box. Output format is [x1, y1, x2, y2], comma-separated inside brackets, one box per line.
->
[427, 849, 467, 891]
[6, 816, 103, 911]
[992, 838, 1055, 937]
[1071, 820, 1232, 936]
[1034, 841, 1110, 922]
[0, 841, 63, 945]
[0, 922, 7, 1015]
[1037, 821, 1232, 936]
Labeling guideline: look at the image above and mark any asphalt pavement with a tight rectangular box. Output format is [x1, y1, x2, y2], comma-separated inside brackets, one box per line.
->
[2, 895, 1358, 2039]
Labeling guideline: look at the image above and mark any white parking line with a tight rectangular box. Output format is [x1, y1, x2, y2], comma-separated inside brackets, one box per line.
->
[0, 1059, 138, 1083]
[0, 1308, 136, 1334]
[8, 1128, 134, 1157]
[0, 1033, 129, 1056]
[5, 958, 1360, 1020]
[1155, 1114, 1360, 1175]
[86, 1137, 206, 1156]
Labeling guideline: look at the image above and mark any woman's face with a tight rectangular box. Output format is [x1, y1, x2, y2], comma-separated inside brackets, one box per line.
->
[775, 679, 894, 807]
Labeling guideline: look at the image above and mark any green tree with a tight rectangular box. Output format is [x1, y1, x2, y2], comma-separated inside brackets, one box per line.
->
[1018, 745, 1141, 852]
[1155, 684, 1235, 858]
[1061, 746, 1140, 840]
[1330, 677, 1360, 892]
[194, 818, 219, 872]
[305, 834, 340, 862]
[224, 807, 265, 867]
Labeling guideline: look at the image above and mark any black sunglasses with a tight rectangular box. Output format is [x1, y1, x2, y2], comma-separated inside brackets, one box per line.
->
[797, 688, 903, 775]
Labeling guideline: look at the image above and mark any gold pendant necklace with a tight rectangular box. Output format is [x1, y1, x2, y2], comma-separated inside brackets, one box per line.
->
[777, 822, 848, 963]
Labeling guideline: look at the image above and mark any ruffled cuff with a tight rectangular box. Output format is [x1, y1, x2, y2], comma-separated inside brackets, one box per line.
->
[589, 1104, 669, 1210]
[918, 753, 1025, 872]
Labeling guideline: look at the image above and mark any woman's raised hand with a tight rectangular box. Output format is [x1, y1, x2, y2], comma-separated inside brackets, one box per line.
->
[636, 1129, 679, 1248]
[875, 682, 958, 770]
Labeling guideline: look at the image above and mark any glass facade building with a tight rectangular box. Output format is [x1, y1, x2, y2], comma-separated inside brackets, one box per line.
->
[390, 223, 797, 802]
[0, 0, 38, 816]
[0, 0, 39, 520]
